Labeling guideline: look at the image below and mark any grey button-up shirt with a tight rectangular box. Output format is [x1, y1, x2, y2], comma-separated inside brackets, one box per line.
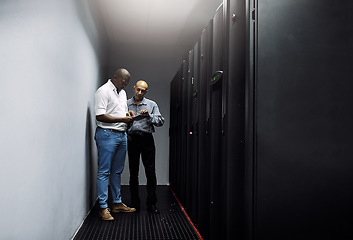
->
[127, 97, 164, 134]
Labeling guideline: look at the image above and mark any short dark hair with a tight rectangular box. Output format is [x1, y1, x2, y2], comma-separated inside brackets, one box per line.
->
[115, 68, 130, 80]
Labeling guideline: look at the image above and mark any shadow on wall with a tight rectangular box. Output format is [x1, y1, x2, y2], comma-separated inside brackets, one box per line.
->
[85, 107, 96, 210]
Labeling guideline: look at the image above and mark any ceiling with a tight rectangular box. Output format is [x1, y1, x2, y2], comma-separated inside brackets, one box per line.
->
[96, 0, 222, 48]
[92, 0, 223, 82]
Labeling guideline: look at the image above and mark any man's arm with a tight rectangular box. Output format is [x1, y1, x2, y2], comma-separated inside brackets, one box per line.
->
[149, 104, 164, 127]
[96, 114, 133, 123]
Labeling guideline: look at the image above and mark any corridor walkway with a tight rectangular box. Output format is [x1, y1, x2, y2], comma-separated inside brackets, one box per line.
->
[73, 186, 201, 240]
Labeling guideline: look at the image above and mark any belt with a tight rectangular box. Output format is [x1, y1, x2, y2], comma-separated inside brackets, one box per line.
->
[129, 131, 151, 136]
[99, 127, 125, 133]
[109, 129, 125, 133]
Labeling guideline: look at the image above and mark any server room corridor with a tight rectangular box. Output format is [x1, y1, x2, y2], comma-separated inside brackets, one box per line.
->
[2, 0, 353, 240]
[73, 186, 202, 240]
[0, 0, 219, 239]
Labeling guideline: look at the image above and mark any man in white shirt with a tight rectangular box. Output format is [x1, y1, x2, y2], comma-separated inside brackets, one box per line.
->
[94, 68, 136, 221]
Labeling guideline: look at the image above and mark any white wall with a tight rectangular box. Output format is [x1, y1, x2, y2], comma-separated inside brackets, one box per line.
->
[0, 0, 100, 239]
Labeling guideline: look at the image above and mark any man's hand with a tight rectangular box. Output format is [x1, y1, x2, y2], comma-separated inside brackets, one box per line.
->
[127, 110, 136, 117]
[139, 109, 149, 116]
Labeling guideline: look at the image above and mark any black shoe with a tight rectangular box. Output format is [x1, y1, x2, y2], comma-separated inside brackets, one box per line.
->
[130, 199, 141, 211]
[131, 201, 141, 211]
[147, 205, 160, 214]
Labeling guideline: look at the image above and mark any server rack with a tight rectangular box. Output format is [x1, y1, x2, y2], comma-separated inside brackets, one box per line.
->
[249, 0, 353, 239]
[224, 0, 246, 239]
[168, 2, 248, 239]
[184, 49, 194, 216]
[196, 25, 212, 240]
[169, 72, 177, 190]
[209, 4, 228, 240]
[170, 0, 353, 240]
[180, 59, 189, 205]
[169, 66, 183, 199]
[189, 41, 200, 224]
[177, 65, 184, 202]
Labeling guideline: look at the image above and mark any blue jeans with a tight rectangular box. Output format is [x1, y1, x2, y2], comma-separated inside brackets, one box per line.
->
[95, 127, 127, 208]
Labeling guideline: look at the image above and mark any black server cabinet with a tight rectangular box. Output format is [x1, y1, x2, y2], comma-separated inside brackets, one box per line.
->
[224, 0, 246, 239]
[185, 49, 194, 216]
[170, 66, 183, 199]
[169, 73, 177, 191]
[189, 41, 200, 223]
[248, 0, 353, 239]
[197, 25, 212, 240]
[172, 0, 353, 239]
[180, 58, 189, 204]
[209, 4, 227, 240]
[177, 65, 184, 201]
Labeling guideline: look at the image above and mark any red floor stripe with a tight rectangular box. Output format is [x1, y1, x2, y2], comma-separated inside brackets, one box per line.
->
[168, 185, 204, 240]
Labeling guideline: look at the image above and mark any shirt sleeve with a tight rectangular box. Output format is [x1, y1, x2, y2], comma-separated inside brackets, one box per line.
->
[95, 88, 108, 116]
[150, 102, 165, 127]
[125, 91, 130, 114]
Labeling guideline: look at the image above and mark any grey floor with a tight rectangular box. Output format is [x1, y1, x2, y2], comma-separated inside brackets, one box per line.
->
[73, 185, 200, 240]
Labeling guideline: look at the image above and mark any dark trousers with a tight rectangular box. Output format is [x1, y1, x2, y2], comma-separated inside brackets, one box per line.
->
[127, 133, 157, 206]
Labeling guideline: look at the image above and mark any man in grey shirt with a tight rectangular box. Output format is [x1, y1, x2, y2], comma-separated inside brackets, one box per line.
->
[127, 80, 164, 214]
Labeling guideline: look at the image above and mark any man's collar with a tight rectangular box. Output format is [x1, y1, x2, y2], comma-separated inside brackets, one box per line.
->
[108, 79, 121, 93]
[133, 97, 147, 105]
[108, 79, 116, 90]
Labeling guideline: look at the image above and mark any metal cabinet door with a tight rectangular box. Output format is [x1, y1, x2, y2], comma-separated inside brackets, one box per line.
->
[209, 4, 228, 240]
[252, 0, 353, 239]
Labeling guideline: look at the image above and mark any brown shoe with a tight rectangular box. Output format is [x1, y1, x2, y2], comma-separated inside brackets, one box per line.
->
[99, 208, 114, 221]
[111, 203, 136, 213]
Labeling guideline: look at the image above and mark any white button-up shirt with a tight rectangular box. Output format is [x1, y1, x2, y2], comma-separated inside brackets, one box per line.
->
[95, 79, 128, 131]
